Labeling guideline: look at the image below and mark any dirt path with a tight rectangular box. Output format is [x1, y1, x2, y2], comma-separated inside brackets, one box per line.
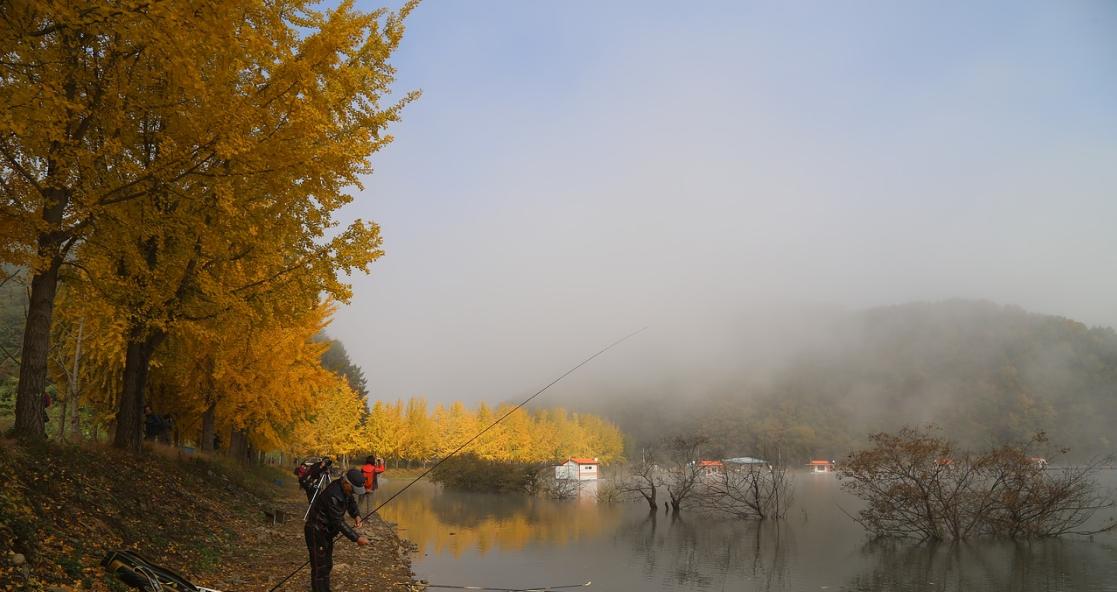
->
[201, 490, 419, 592]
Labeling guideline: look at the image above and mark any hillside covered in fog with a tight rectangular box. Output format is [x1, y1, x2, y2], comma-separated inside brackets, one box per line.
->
[595, 301, 1117, 462]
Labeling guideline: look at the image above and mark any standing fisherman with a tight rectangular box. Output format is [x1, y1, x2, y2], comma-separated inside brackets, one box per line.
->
[360, 455, 386, 510]
[305, 468, 369, 591]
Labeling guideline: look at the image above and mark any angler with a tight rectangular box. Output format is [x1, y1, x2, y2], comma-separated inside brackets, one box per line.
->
[305, 468, 370, 591]
[267, 327, 645, 592]
[103, 330, 642, 592]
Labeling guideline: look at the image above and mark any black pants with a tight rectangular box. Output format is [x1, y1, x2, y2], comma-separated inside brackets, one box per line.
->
[305, 524, 334, 592]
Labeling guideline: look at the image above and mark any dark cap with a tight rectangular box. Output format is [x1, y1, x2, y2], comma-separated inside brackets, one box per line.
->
[345, 468, 367, 494]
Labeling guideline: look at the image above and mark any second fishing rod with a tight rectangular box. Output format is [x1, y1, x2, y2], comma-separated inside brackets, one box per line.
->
[268, 326, 647, 592]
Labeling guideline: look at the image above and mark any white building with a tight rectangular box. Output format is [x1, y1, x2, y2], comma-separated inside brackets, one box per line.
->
[554, 457, 600, 481]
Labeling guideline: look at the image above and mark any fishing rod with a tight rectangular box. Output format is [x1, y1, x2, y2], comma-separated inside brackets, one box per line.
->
[417, 580, 592, 591]
[267, 327, 647, 592]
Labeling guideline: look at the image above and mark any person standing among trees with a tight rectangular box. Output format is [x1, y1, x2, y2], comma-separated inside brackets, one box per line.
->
[360, 455, 386, 510]
[305, 468, 369, 592]
[41, 390, 52, 424]
[143, 404, 170, 441]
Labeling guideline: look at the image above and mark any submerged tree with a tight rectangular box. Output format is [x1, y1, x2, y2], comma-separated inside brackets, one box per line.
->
[840, 427, 1116, 540]
[693, 461, 794, 520]
[662, 435, 707, 513]
[616, 447, 664, 512]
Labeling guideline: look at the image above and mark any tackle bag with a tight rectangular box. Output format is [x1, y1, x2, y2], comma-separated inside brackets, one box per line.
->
[101, 550, 223, 592]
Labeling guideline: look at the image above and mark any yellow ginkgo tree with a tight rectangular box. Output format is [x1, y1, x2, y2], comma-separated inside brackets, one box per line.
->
[56, 0, 417, 452]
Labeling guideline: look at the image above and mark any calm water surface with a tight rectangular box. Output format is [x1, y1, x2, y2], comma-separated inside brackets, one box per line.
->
[376, 471, 1117, 592]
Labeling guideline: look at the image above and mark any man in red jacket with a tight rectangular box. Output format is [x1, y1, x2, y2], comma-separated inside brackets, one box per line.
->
[360, 455, 385, 510]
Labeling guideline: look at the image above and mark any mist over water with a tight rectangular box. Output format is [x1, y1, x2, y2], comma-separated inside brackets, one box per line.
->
[330, 3, 1117, 591]
[379, 472, 1117, 592]
[333, 1, 1117, 415]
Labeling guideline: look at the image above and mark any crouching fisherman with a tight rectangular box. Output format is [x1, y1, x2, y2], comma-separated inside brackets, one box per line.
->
[305, 468, 370, 592]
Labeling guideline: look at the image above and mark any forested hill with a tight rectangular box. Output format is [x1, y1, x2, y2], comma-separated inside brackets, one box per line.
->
[602, 301, 1117, 462]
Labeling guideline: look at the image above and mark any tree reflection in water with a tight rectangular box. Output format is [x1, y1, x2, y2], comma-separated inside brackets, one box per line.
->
[620, 511, 793, 591]
[845, 538, 1117, 592]
[378, 478, 1117, 592]
[377, 485, 621, 557]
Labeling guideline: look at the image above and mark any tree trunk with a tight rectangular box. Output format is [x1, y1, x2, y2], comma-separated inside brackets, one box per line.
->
[13, 259, 63, 440]
[67, 317, 84, 440]
[200, 401, 216, 452]
[228, 429, 241, 459]
[112, 326, 165, 452]
[69, 393, 82, 440]
[57, 392, 68, 440]
[229, 428, 252, 463]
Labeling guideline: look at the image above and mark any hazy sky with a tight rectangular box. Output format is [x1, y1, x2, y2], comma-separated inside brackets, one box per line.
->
[333, 1, 1117, 406]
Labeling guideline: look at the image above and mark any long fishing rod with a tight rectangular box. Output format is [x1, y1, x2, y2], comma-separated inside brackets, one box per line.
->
[417, 580, 592, 591]
[267, 327, 646, 592]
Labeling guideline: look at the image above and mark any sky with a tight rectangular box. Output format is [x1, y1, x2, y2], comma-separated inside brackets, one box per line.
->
[333, 0, 1117, 406]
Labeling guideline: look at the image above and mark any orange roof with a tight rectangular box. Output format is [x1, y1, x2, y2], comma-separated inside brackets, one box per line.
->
[569, 457, 598, 464]
[808, 460, 833, 465]
[699, 460, 724, 467]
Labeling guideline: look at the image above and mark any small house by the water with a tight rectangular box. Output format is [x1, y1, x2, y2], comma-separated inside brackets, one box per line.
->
[807, 460, 835, 473]
[555, 457, 600, 481]
[698, 460, 724, 477]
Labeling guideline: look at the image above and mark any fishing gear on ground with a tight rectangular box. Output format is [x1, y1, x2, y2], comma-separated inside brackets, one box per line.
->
[101, 550, 225, 592]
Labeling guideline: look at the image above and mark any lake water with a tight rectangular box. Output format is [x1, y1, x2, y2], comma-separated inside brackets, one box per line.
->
[376, 471, 1117, 592]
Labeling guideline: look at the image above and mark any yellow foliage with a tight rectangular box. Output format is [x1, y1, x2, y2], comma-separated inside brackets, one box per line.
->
[292, 377, 366, 457]
[2, 0, 418, 448]
[339, 396, 625, 466]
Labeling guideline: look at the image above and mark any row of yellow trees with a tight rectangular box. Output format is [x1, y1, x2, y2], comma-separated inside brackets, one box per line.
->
[45, 286, 625, 463]
[300, 396, 626, 465]
[0, 1, 417, 451]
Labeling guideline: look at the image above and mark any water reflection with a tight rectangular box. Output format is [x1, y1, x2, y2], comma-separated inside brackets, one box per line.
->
[378, 476, 1117, 592]
[377, 485, 622, 558]
[619, 511, 793, 591]
[846, 538, 1117, 592]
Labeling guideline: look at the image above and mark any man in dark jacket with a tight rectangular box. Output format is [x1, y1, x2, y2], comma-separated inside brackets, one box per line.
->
[305, 468, 369, 591]
[143, 405, 170, 441]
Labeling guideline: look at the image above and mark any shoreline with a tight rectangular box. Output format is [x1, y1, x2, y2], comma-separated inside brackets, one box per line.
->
[202, 486, 418, 592]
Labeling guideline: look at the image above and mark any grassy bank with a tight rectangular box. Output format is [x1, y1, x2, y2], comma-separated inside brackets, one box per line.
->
[0, 439, 413, 591]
